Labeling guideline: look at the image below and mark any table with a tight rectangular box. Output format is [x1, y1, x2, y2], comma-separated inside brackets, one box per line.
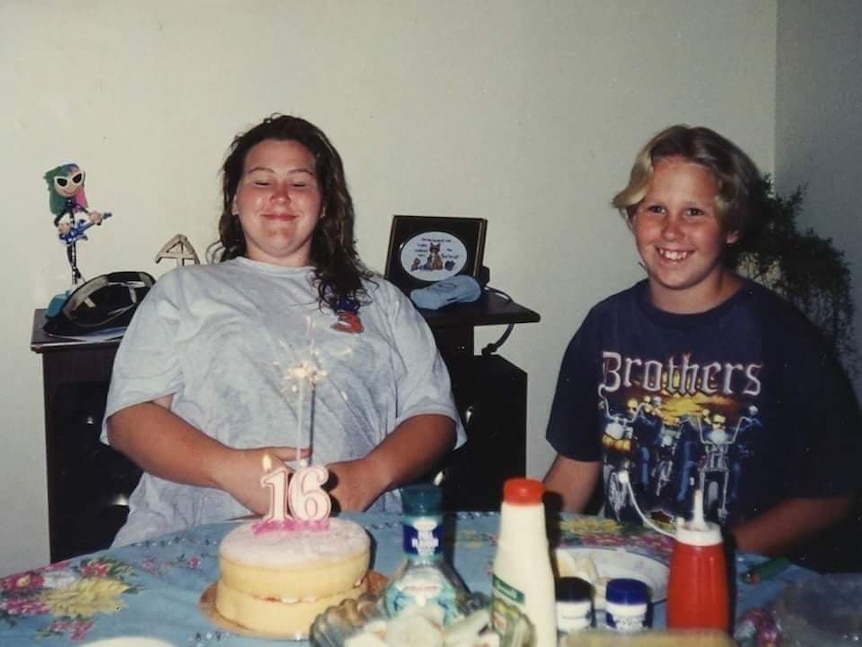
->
[0, 513, 814, 646]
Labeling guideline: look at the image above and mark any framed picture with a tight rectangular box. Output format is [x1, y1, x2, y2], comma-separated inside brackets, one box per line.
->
[384, 215, 488, 292]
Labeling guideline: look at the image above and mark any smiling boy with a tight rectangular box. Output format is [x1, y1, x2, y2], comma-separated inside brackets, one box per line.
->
[543, 125, 862, 564]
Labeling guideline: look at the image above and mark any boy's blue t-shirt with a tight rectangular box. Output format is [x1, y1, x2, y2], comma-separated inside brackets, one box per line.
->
[547, 278, 861, 527]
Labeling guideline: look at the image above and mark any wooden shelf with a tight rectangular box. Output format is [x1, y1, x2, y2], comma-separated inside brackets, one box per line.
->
[418, 291, 540, 358]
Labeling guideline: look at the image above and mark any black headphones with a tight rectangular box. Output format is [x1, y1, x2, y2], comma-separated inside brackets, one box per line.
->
[43, 271, 156, 337]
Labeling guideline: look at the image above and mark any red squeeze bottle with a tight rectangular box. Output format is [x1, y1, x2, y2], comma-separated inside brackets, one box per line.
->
[666, 489, 730, 632]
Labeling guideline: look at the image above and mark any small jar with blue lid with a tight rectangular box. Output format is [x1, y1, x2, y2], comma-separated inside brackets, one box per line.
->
[604, 578, 649, 632]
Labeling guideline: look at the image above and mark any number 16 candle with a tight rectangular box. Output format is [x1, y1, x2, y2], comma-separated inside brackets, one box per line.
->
[259, 454, 331, 524]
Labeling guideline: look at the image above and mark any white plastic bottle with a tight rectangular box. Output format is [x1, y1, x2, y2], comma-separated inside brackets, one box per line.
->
[491, 478, 557, 647]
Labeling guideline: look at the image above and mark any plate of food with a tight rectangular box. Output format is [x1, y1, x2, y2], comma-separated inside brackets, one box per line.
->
[309, 592, 532, 647]
[554, 547, 669, 608]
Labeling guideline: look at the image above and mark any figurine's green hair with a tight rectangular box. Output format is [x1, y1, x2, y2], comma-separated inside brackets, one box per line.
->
[44, 163, 81, 217]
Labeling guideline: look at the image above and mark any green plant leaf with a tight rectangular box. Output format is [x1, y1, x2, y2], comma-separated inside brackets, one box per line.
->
[732, 175, 857, 378]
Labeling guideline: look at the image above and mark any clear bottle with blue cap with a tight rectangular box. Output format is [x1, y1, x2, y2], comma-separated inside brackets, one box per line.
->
[382, 483, 469, 624]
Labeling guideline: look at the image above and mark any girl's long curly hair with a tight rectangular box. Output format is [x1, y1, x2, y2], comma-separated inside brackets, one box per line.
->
[207, 114, 372, 309]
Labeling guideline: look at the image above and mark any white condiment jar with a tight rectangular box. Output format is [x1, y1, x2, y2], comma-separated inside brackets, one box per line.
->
[555, 576, 593, 637]
[604, 578, 649, 632]
[491, 478, 557, 647]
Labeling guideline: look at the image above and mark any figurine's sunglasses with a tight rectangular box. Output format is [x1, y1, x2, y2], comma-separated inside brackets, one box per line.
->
[54, 172, 84, 190]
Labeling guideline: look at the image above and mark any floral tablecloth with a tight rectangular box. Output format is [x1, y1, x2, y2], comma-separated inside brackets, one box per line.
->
[0, 512, 814, 646]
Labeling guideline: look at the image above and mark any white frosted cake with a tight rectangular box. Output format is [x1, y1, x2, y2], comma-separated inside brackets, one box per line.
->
[215, 518, 371, 636]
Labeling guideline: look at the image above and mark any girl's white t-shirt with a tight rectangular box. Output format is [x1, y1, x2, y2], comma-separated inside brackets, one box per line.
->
[102, 257, 464, 545]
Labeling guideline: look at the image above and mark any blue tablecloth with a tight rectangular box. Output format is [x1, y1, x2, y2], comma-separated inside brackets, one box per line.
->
[0, 512, 815, 645]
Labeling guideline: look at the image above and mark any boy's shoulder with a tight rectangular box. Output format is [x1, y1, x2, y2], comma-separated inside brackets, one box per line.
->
[566, 283, 645, 342]
[587, 281, 645, 317]
[737, 277, 817, 327]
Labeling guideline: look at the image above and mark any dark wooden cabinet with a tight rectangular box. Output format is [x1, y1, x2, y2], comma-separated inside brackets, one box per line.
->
[436, 354, 529, 511]
[31, 293, 539, 561]
[30, 314, 137, 563]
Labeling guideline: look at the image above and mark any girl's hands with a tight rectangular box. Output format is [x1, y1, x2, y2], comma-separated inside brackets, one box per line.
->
[325, 458, 385, 512]
[324, 415, 456, 512]
[217, 446, 311, 515]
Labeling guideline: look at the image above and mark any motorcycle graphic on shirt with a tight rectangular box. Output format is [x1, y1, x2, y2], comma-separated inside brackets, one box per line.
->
[598, 385, 760, 526]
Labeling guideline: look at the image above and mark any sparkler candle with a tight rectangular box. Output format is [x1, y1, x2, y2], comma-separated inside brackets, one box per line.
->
[288, 357, 327, 466]
[256, 320, 332, 529]
[280, 318, 328, 468]
[296, 360, 305, 466]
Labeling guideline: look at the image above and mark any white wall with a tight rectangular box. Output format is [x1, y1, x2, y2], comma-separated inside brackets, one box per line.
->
[775, 0, 862, 400]
[0, 0, 776, 575]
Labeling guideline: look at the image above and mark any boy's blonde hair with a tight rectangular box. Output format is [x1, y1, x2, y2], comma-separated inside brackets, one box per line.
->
[612, 125, 763, 237]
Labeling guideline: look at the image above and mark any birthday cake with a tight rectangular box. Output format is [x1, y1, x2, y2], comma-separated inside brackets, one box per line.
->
[214, 517, 371, 636]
